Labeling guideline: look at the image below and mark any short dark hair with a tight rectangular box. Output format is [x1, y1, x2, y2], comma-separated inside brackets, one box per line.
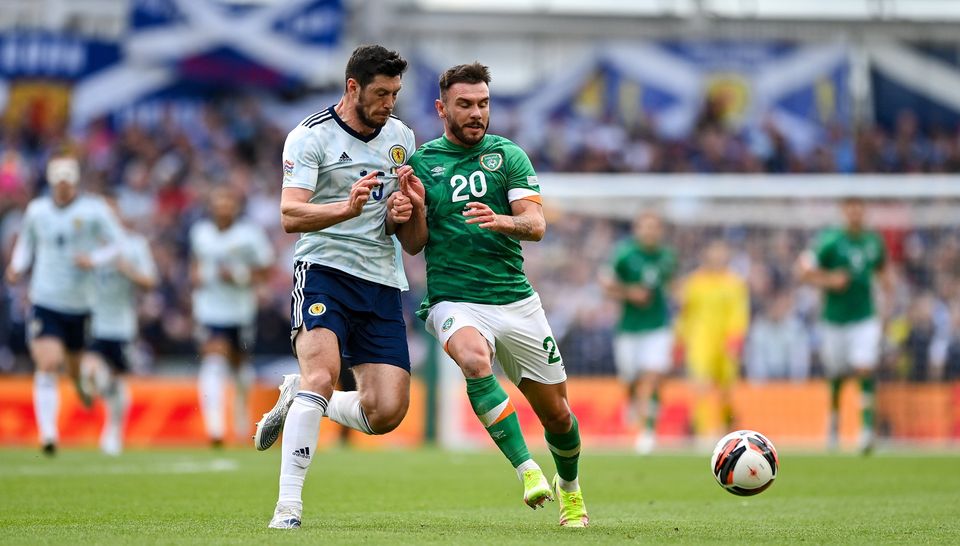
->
[345, 44, 407, 89]
[438, 62, 491, 100]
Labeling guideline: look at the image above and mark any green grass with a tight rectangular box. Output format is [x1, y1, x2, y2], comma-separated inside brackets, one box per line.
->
[0, 447, 958, 545]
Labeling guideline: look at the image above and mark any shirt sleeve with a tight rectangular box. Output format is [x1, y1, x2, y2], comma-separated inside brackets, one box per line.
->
[250, 225, 275, 269]
[811, 231, 834, 269]
[89, 199, 124, 266]
[8, 203, 36, 274]
[504, 144, 541, 204]
[282, 126, 323, 191]
[874, 233, 887, 271]
[136, 237, 159, 284]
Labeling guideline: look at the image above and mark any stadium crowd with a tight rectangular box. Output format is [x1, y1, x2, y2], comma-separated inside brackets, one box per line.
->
[2, 97, 960, 382]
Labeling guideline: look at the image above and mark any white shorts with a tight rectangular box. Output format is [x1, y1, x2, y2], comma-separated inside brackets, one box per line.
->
[819, 318, 882, 378]
[425, 294, 567, 385]
[613, 327, 674, 381]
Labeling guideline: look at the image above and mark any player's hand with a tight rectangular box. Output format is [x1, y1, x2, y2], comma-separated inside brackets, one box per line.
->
[387, 191, 413, 224]
[463, 202, 506, 230]
[397, 165, 425, 212]
[827, 271, 850, 291]
[625, 285, 651, 305]
[74, 254, 94, 270]
[4, 267, 20, 285]
[346, 171, 381, 218]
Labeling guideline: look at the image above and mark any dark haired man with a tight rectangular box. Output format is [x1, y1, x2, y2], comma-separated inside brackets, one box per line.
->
[256, 44, 416, 529]
[396, 62, 590, 528]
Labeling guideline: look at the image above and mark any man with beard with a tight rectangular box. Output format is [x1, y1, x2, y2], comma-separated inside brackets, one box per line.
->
[395, 62, 589, 528]
[254, 44, 416, 529]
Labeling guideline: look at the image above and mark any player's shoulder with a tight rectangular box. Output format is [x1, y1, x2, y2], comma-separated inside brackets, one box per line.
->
[386, 114, 414, 136]
[76, 193, 111, 214]
[287, 108, 335, 143]
[815, 227, 843, 246]
[484, 134, 527, 156]
[24, 195, 53, 214]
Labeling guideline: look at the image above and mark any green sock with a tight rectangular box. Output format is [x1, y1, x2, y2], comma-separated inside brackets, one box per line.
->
[545, 413, 581, 482]
[830, 378, 842, 412]
[645, 389, 659, 433]
[465, 375, 531, 468]
[860, 377, 876, 430]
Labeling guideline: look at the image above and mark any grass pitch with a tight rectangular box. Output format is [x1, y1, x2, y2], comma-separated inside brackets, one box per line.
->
[1, 446, 958, 545]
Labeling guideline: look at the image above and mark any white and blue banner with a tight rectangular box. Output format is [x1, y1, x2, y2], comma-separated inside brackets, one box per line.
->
[868, 42, 960, 132]
[68, 0, 346, 126]
[413, 41, 850, 155]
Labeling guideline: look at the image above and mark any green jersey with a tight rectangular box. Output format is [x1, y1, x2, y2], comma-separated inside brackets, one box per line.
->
[812, 227, 886, 324]
[611, 241, 676, 332]
[409, 134, 540, 318]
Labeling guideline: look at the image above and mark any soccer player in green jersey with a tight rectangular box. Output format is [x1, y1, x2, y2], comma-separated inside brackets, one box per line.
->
[797, 197, 893, 454]
[600, 211, 676, 454]
[395, 62, 589, 528]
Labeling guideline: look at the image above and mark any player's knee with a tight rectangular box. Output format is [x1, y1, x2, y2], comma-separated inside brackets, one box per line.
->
[453, 348, 493, 378]
[364, 396, 409, 434]
[299, 367, 337, 394]
[538, 405, 572, 435]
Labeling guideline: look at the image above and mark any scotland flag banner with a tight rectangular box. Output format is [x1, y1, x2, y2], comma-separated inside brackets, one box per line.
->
[518, 41, 850, 155]
[127, 0, 344, 83]
[869, 42, 960, 132]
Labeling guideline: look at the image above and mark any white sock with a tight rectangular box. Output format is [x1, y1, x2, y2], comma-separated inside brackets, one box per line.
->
[277, 391, 327, 511]
[233, 363, 255, 439]
[515, 458, 541, 480]
[198, 354, 228, 440]
[33, 371, 59, 444]
[101, 377, 129, 455]
[326, 390, 374, 435]
[558, 477, 580, 493]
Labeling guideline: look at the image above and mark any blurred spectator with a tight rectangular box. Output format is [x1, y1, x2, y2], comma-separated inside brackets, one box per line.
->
[745, 291, 811, 382]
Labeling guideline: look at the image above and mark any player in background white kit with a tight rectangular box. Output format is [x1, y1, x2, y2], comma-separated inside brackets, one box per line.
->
[189, 186, 275, 447]
[81, 193, 158, 455]
[4, 153, 122, 455]
[253, 44, 416, 529]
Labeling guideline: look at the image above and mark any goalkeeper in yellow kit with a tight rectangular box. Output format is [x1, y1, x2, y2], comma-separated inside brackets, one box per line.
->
[676, 240, 749, 440]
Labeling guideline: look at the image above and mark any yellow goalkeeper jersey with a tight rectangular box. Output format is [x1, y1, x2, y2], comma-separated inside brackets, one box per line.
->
[677, 269, 749, 384]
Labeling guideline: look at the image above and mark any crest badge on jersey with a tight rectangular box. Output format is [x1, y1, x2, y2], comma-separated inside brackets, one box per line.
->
[441, 317, 455, 332]
[308, 303, 327, 316]
[389, 145, 406, 166]
[479, 153, 503, 172]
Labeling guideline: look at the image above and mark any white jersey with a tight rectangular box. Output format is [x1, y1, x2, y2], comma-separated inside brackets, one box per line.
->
[190, 218, 274, 327]
[281, 106, 414, 290]
[9, 194, 121, 314]
[91, 231, 157, 341]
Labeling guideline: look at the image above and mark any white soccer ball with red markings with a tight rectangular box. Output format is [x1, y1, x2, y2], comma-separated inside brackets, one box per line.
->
[710, 430, 779, 496]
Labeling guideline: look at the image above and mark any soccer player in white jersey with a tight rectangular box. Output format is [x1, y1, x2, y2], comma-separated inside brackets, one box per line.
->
[190, 186, 275, 447]
[253, 44, 416, 529]
[81, 193, 158, 455]
[4, 153, 122, 455]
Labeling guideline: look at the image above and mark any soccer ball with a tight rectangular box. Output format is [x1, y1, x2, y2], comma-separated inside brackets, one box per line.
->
[710, 430, 779, 496]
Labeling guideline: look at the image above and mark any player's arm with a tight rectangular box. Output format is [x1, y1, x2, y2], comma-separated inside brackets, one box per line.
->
[795, 249, 848, 291]
[463, 198, 545, 241]
[5, 205, 36, 283]
[600, 270, 651, 305]
[280, 171, 380, 233]
[119, 238, 159, 291]
[393, 165, 429, 255]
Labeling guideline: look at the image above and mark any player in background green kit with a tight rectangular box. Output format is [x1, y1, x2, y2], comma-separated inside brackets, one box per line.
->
[796, 197, 893, 454]
[600, 211, 676, 454]
[394, 62, 588, 528]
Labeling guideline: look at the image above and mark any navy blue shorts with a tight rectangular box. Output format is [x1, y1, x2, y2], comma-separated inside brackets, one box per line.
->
[29, 305, 88, 352]
[195, 324, 255, 354]
[291, 262, 409, 371]
[89, 338, 132, 373]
